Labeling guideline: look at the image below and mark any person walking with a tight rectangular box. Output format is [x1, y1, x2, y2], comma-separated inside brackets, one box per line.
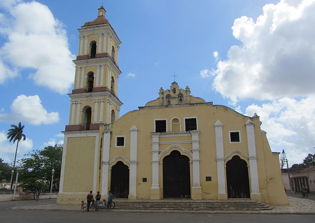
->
[107, 191, 113, 208]
[86, 190, 94, 212]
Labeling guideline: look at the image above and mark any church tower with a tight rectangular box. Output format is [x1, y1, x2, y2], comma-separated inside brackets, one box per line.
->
[66, 6, 122, 132]
[58, 7, 122, 200]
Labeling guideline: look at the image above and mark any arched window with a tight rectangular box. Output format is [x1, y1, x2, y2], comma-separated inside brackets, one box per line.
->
[178, 93, 183, 103]
[82, 106, 92, 130]
[111, 76, 115, 93]
[90, 41, 97, 58]
[172, 118, 180, 132]
[166, 94, 171, 105]
[111, 46, 115, 60]
[87, 72, 94, 92]
[111, 110, 115, 123]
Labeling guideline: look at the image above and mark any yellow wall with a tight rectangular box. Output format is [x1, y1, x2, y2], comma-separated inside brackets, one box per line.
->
[63, 136, 96, 192]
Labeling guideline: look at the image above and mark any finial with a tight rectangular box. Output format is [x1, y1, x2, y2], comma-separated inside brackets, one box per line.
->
[98, 5, 106, 17]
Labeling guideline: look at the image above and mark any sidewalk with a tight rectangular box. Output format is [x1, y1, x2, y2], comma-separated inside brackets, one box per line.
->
[11, 196, 315, 214]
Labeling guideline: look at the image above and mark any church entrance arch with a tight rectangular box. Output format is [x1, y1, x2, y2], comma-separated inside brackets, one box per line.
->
[110, 161, 129, 198]
[163, 150, 191, 198]
[226, 155, 250, 198]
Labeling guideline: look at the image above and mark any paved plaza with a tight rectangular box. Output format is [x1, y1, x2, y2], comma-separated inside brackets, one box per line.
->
[0, 196, 314, 223]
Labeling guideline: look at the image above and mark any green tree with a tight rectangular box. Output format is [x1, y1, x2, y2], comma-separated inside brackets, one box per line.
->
[19, 145, 62, 198]
[303, 153, 315, 167]
[7, 122, 26, 190]
[0, 158, 12, 183]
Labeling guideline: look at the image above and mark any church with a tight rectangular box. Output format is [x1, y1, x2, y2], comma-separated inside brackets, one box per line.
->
[57, 6, 288, 205]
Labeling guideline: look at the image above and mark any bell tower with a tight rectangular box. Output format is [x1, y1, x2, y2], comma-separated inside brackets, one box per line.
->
[66, 6, 122, 131]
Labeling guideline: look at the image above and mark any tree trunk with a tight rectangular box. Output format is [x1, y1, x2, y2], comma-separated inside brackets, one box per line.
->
[10, 140, 20, 191]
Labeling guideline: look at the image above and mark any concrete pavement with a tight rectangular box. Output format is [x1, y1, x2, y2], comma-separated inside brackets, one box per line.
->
[9, 196, 315, 214]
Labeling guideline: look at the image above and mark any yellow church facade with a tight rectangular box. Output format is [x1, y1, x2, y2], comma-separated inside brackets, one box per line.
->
[57, 7, 288, 205]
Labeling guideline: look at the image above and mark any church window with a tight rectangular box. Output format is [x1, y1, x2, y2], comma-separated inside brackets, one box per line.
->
[172, 118, 180, 132]
[116, 136, 125, 147]
[230, 131, 240, 142]
[111, 76, 115, 93]
[155, 120, 166, 132]
[111, 110, 115, 123]
[87, 72, 94, 92]
[185, 118, 197, 131]
[82, 106, 92, 130]
[111, 46, 115, 60]
[90, 41, 97, 58]
[172, 88, 176, 94]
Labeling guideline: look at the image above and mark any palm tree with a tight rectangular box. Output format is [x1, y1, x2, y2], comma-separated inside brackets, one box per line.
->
[7, 122, 26, 190]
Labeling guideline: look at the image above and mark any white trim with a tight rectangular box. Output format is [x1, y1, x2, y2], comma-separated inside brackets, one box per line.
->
[159, 132, 190, 137]
[229, 130, 241, 143]
[159, 140, 192, 145]
[191, 131, 201, 188]
[151, 134, 160, 190]
[183, 117, 198, 132]
[214, 120, 226, 196]
[115, 136, 125, 147]
[94, 101, 99, 123]
[99, 100, 104, 122]
[246, 120, 260, 195]
[59, 134, 68, 193]
[101, 131, 110, 196]
[153, 119, 168, 132]
[100, 65, 104, 87]
[159, 144, 192, 160]
[92, 134, 100, 193]
[110, 155, 130, 166]
[129, 126, 138, 199]
[224, 150, 249, 161]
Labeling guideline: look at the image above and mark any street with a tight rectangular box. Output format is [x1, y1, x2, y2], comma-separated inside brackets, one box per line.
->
[0, 199, 315, 223]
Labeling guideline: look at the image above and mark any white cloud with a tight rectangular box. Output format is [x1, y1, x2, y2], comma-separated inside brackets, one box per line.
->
[213, 51, 219, 61]
[0, 0, 21, 9]
[246, 96, 315, 165]
[0, 95, 59, 125]
[43, 133, 64, 147]
[0, 131, 33, 164]
[126, 72, 136, 78]
[213, 0, 315, 102]
[0, 1, 74, 93]
[200, 69, 213, 78]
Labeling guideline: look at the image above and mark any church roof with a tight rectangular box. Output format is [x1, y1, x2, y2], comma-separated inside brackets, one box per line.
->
[82, 6, 110, 28]
[83, 15, 109, 27]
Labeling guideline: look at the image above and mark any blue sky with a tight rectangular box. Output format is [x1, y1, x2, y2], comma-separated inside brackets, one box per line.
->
[0, 0, 314, 166]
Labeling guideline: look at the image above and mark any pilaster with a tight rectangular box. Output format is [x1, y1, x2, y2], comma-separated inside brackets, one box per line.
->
[129, 127, 138, 199]
[101, 130, 111, 197]
[246, 120, 261, 200]
[191, 130, 202, 199]
[150, 133, 161, 199]
[214, 120, 227, 200]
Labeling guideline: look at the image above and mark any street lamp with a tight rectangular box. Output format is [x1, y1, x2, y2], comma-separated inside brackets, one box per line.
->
[50, 168, 55, 193]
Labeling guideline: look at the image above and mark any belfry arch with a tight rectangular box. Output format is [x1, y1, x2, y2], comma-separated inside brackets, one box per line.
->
[163, 150, 191, 198]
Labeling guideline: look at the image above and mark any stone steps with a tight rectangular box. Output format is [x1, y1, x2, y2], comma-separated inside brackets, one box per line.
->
[112, 199, 272, 211]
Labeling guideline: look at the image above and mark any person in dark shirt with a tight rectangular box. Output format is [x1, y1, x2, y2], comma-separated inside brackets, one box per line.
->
[86, 190, 94, 212]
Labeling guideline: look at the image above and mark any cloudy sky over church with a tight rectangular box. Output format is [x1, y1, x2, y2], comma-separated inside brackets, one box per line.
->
[0, 0, 314, 165]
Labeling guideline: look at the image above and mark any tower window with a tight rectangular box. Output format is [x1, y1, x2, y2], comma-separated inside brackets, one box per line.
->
[111, 46, 115, 61]
[111, 110, 115, 123]
[185, 118, 197, 131]
[111, 76, 115, 93]
[166, 94, 171, 105]
[87, 72, 94, 92]
[230, 131, 240, 143]
[178, 93, 183, 103]
[155, 120, 166, 132]
[82, 106, 92, 130]
[90, 41, 97, 58]
[116, 136, 125, 147]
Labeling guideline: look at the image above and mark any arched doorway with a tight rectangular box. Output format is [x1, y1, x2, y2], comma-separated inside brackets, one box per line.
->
[163, 151, 190, 198]
[226, 155, 250, 198]
[110, 161, 129, 198]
